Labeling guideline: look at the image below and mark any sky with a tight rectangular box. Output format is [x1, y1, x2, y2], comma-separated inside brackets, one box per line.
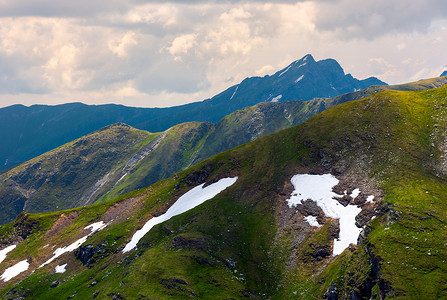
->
[0, 0, 446, 108]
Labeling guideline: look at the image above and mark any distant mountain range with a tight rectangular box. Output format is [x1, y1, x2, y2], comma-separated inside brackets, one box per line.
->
[0, 54, 386, 172]
[441, 70, 447, 77]
[0, 76, 446, 225]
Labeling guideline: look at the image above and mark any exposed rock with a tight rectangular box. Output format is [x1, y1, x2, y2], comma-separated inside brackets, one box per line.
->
[323, 283, 338, 300]
[385, 208, 400, 226]
[300, 199, 326, 222]
[107, 292, 125, 300]
[335, 195, 352, 207]
[309, 246, 331, 261]
[190, 255, 215, 267]
[50, 281, 59, 288]
[13, 213, 38, 240]
[183, 164, 213, 186]
[159, 278, 195, 296]
[75, 243, 109, 266]
[162, 226, 173, 236]
[224, 258, 236, 270]
[171, 235, 209, 252]
[355, 206, 376, 228]
[45, 211, 79, 239]
[88, 280, 98, 288]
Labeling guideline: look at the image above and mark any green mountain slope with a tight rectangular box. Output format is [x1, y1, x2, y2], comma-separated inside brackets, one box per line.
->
[0, 124, 160, 224]
[1, 77, 446, 226]
[0, 85, 446, 299]
[0, 55, 386, 173]
[88, 75, 447, 202]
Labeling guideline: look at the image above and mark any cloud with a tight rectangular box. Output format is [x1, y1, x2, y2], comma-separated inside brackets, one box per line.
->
[315, 0, 447, 39]
[0, 0, 446, 109]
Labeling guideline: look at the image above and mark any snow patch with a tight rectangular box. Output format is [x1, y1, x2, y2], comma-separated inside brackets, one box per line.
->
[351, 188, 360, 200]
[39, 221, 108, 268]
[0, 245, 16, 264]
[40, 236, 89, 268]
[271, 95, 282, 102]
[295, 75, 304, 83]
[304, 215, 321, 227]
[55, 264, 67, 273]
[230, 86, 239, 100]
[85, 221, 107, 233]
[278, 64, 293, 77]
[286, 174, 362, 256]
[118, 173, 127, 182]
[1, 260, 29, 282]
[123, 177, 238, 253]
[366, 195, 375, 203]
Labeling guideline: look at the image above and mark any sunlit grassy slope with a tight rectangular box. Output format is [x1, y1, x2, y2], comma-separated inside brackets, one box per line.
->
[0, 85, 446, 299]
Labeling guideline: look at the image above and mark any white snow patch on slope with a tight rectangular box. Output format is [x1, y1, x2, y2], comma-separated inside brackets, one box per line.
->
[304, 215, 321, 227]
[278, 64, 294, 77]
[351, 188, 360, 200]
[85, 221, 107, 233]
[295, 75, 304, 83]
[0, 245, 16, 264]
[1, 260, 29, 282]
[271, 95, 282, 102]
[366, 195, 375, 203]
[230, 86, 239, 100]
[39, 221, 108, 268]
[55, 264, 67, 273]
[286, 174, 362, 256]
[123, 177, 238, 253]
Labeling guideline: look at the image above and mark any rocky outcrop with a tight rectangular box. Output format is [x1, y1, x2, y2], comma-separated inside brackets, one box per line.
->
[75, 242, 109, 266]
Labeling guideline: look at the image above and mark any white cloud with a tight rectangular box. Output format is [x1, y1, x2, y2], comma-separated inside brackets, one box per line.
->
[166, 34, 196, 61]
[108, 31, 138, 57]
[0, 1, 446, 108]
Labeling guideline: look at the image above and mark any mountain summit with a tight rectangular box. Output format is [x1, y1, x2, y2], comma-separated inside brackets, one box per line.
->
[209, 54, 386, 106]
[0, 55, 386, 172]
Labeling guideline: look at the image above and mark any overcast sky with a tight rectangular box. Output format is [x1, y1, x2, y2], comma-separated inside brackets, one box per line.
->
[0, 0, 446, 108]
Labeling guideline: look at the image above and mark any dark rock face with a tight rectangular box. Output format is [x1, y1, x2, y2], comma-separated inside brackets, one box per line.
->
[310, 247, 331, 261]
[182, 164, 214, 187]
[336, 195, 352, 207]
[324, 283, 338, 300]
[159, 278, 195, 297]
[74, 243, 109, 266]
[50, 281, 59, 288]
[171, 235, 209, 252]
[190, 255, 215, 267]
[224, 258, 236, 270]
[13, 213, 38, 240]
[107, 292, 125, 299]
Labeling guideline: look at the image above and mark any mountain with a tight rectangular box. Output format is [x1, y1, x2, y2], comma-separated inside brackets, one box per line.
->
[0, 55, 386, 172]
[0, 102, 322, 224]
[0, 84, 446, 299]
[0, 124, 158, 224]
[1, 76, 446, 225]
[441, 70, 447, 77]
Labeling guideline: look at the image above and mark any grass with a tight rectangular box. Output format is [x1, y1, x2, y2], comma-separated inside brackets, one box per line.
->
[2, 85, 447, 298]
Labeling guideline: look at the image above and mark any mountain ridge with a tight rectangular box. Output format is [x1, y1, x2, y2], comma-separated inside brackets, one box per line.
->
[0, 54, 386, 172]
[0, 84, 446, 298]
[0, 76, 446, 225]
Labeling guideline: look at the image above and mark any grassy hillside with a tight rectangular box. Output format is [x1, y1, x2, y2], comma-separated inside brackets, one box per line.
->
[0, 124, 159, 224]
[0, 85, 446, 298]
[2, 77, 447, 226]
